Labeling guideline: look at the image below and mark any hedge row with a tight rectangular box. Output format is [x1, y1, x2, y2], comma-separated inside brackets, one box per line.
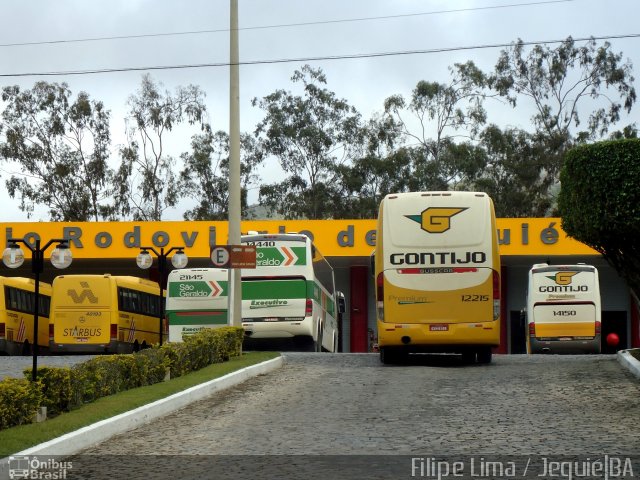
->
[0, 326, 244, 431]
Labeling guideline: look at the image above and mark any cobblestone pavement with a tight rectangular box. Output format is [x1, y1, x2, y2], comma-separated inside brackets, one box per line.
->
[0, 355, 96, 379]
[63, 353, 640, 479]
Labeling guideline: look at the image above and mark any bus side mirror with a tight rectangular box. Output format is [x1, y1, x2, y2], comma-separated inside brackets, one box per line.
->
[336, 291, 346, 314]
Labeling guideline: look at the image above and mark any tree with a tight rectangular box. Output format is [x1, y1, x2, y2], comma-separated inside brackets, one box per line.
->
[491, 37, 636, 186]
[473, 125, 554, 217]
[115, 74, 207, 221]
[558, 139, 640, 298]
[382, 61, 488, 190]
[332, 115, 411, 218]
[0, 82, 115, 221]
[252, 65, 362, 219]
[178, 126, 263, 220]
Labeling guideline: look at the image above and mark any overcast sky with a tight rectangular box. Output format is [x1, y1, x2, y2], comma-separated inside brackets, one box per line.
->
[0, 0, 638, 221]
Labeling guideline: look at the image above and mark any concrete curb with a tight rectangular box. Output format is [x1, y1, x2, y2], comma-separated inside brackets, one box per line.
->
[1, 356, 283, 462]
[617, 349, 640, 380]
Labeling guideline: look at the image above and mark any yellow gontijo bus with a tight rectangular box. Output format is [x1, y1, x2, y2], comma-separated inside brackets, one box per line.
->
[0, 276, 52, 355]
[526, 263, 601, 354]
[374, 191, 501, 364]
[49, 274, 163, 354]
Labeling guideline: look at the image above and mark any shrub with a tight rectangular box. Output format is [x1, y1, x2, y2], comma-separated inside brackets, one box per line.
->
[23, 366, 72, 416]
[0, 326, 245, 429]
[0, 378, 42, 429]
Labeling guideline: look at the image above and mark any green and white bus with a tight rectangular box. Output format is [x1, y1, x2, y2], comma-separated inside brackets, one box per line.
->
[165, 268, 229, 342]
[240, 233, 344, 352]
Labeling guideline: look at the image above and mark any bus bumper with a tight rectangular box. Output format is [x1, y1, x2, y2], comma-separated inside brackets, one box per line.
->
[49, 340, 128, 354]
[377, 320, 500, 352]
[530, 336, 601, 354]
[242, 317, 313, 339]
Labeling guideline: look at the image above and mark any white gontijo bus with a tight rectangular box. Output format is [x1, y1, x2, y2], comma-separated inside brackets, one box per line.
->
[374, 191, 501, 364]
[526, 263, 601, 354]
[240, 232, 345, 352]
[165, 268, 229, 342]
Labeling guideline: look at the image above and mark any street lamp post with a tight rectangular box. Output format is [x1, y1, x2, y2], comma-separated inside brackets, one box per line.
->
[2, 238, 72, 381]
[136, 246, 188, 346]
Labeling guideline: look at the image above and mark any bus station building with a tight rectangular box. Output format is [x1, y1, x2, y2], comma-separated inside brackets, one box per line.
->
[2, 218, 637, 354]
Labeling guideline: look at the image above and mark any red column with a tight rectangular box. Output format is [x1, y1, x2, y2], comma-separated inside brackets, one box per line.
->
[349, 265, 369, 353]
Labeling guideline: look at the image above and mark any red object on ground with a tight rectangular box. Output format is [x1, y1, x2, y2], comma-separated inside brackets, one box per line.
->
[606, 332, 620, 347]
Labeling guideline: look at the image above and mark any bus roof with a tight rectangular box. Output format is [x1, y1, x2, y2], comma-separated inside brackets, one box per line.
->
[530, 263, 597, 273]
[242, 233, 310, 243]
[53, 274, 159, 290]
[0, 276, 52, 292]
[380, 191, 493, 249]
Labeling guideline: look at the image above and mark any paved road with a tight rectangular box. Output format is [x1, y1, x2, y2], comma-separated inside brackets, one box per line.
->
[0, 355, 97, 380]
[64, 353, 640, 479]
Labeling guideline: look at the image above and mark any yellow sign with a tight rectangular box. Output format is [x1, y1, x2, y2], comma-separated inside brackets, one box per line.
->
[1, 218, 598, 259]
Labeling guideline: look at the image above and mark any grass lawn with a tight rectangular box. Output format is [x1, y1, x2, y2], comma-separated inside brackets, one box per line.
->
[0, 351, 279, 457]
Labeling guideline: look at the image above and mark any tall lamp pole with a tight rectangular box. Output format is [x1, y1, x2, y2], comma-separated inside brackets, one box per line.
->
[229, 0, 242, 327]
[136, 246, 188, 346]
[2, 238, 72, 381]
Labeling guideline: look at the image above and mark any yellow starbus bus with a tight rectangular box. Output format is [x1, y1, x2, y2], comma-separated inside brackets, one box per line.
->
[526, 263, 601, 354]
[49, 274, 163, 353]
[0, 276, 52, 355]
[374, 191, 501, 364]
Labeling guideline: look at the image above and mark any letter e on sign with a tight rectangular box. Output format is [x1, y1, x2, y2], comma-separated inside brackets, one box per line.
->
[211, 246, 230, 267]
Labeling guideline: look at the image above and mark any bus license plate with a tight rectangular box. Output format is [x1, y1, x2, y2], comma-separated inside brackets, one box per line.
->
[430, 324, 448, 331]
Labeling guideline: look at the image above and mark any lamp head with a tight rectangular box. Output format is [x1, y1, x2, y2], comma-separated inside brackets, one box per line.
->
[2, 243, 24, 269]
[136, 249, 153, 269]
[50, 242, 72, 269]
[171, 249, 188, 269]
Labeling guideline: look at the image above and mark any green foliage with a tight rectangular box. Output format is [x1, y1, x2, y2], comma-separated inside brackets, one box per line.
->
[382, 61, 488, 190]
[473, 125, 555, 216]
[491, 37, 636, 141]
[0, 327, 244, 431]
[160, 326, 244, 378]
[0, 378, 42, 430]
[559, 138, 640, 296]
[178, 127, 263, 220]
[115, 74, 207, 221]
[253, 65, 362, 219]
[489, 37, 637, 214]
[24, 367, 72, 416]
[0, 352, 277, 456]
[0, 82, 115, 221]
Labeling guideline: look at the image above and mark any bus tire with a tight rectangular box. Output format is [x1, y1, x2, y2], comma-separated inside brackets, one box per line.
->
[477, 348, 492, 364]
[461, 351, 476, 364]
[315, 324, 323, 352]
[380, 347, 403, 364]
